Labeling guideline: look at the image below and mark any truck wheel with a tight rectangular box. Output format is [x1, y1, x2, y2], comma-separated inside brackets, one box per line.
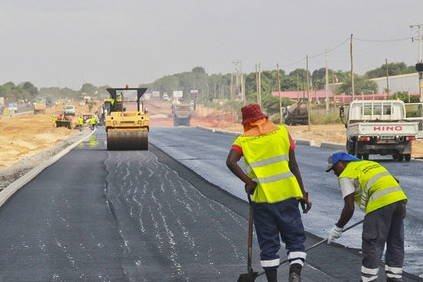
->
[405, 154, 411, 161]
[397, 154, 404, 162]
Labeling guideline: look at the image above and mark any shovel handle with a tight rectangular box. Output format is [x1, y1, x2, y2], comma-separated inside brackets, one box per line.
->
[247, 194, 254, 273]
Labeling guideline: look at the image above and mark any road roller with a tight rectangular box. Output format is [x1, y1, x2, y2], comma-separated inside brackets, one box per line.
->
[104, 87, 149, 150]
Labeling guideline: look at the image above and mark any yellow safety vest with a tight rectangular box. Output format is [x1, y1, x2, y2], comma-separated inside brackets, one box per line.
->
[339, 160, 407, 214]
[233, 125, 303, 203]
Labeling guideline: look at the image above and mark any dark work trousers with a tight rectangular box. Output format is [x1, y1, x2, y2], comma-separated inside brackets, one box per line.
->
[361, 200, 406, 282]
[253, 198, 306, 268]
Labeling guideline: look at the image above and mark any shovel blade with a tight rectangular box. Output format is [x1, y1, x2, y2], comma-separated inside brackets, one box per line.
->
[237, 271, 258, 282]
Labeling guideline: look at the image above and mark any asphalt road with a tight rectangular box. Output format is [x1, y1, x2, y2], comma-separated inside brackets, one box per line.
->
[0, 127, 421, 282]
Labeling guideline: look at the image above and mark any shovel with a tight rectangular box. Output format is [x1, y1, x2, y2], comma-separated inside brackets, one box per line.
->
[237, 195, 258, 282]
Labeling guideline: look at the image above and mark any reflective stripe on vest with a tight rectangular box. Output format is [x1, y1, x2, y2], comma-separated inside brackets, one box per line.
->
[233, 125, 303, 203]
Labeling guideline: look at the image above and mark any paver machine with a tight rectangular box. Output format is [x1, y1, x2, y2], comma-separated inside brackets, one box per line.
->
[104, 87, 149, 150]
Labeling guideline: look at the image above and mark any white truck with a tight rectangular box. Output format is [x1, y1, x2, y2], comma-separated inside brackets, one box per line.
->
[340, 100, 419, 161]
[63, 104, 76, 116]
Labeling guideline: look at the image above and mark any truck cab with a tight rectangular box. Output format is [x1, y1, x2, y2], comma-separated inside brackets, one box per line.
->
[63, 105, 76, 116]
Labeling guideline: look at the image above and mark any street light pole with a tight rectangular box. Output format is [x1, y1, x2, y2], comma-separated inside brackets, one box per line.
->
[411, 24, 423, 101]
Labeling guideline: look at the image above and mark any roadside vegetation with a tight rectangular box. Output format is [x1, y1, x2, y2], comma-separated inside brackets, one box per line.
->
[0, 62, 419, 125]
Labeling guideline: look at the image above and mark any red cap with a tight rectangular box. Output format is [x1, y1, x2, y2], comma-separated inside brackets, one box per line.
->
[241, 103, 268, 125]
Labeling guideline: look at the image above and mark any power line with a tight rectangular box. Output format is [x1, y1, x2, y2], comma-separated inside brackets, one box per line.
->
[258, 34, 415, 72]
[354, 37, 410, 43]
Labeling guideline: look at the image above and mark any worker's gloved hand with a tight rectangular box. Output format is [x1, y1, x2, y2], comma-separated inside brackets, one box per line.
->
[244, 181, 257, 195]
[299, 192, 312, 213]
[327, 225, 343, 244]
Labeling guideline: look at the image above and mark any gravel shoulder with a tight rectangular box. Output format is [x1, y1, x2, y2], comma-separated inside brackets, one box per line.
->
[0, 129, 92, 190]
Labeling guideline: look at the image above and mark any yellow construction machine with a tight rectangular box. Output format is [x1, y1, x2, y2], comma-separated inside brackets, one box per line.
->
[104, 87, 149, 150]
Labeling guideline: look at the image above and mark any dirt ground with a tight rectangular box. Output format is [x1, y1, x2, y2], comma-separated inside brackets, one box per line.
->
[1, 100, 422, 190]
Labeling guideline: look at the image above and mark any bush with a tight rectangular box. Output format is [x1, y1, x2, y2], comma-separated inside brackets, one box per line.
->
[310, 111, 342, 125]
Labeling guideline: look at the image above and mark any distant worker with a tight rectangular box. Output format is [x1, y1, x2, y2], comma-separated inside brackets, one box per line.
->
[78, 116, 84, 131]
[325, 151, 407, 282]
[52, 116, 57, 127]
[89, 116, 97, 130]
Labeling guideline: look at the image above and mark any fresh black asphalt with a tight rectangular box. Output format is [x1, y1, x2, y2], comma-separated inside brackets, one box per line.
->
[0, 128, 420, 282]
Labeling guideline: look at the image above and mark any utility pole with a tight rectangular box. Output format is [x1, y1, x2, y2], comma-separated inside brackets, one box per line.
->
[386, 58, 390, 98]
[256, 63, 262, 105]
[277, 64, 282, 124]
[230, 73, 234, 101]
[350, 34, 355, 101]
[410, 24, 423, 101]
[306, 55, 311, 130]
[410, 24, 423, 62]
[232, 61, 245, 104]
[241, 65, 245, 105]
[325, 49, 329, 114]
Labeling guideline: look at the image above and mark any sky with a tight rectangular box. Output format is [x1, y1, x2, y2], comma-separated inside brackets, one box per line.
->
[1, 0, 422, 90]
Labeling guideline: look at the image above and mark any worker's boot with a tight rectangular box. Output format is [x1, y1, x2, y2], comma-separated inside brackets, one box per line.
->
[289, 264, 302, 282]
[289, 272, 302, 282]
[264, 268, 278, 282]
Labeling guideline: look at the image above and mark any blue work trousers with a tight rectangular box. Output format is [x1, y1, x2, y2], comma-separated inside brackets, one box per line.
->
[253, 198, 306, 268]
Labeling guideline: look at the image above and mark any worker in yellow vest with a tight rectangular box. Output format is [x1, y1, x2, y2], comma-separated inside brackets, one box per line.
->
[78, 116, 84, 131]
[226, 103, 311, 282]
[89, 116, 97, 130]
[52, 116, 57, 127]
[325, 151, 407, 282]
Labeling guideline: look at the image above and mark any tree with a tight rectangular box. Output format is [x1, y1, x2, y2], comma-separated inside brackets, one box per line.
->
[21, 81, 38, 98]
[389, 92, 421, 103]
[311, 68, 334, 90]
[365, 62, 416, 79]
[289, 68, 309, 82]
[79, 83, 98, 98]
[191, 66, 206, 74]
[335, 74, 378, 95]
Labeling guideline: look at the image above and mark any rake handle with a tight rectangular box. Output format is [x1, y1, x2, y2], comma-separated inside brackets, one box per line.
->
[256, 219, 364, 278]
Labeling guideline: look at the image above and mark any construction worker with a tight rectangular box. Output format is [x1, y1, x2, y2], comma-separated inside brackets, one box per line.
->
[78, 116, 84, 131]
[226, 103, 311, 282]
[325, 151, 407, 282]
[52, 116, 57, 127]
[89, 116, 97, 130]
